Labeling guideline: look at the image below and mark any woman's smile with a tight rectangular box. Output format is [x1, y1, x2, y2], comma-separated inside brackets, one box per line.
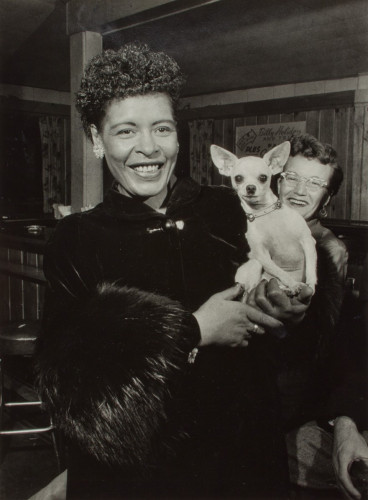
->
[128, 162, 164, 178]
[286, 197, 308, 207]
[91, 93, 178, 204]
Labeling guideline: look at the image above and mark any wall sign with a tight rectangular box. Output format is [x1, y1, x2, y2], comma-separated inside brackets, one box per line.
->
[235, 121, 306, 157]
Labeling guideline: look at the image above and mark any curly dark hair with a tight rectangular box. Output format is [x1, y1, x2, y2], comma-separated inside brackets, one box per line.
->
[76, 43, 186, 141]
[288, 133, 343, 195]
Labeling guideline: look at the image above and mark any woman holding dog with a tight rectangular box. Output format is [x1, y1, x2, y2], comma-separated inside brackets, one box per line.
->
[279, 134, 347, 325]
[276, 134, 348, 408]
[37, 44, 312, 499]
[277, 134, 367, 498]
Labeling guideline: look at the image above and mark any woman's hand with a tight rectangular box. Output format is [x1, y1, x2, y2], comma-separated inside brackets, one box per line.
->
[333, 416, 368, 499]
[246, 278, 313, 329]
[193, 283, 284, 347]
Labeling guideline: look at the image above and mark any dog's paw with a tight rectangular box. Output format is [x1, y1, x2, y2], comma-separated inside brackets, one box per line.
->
[280, 282, 304, 297]
[235, 259, 263, 291]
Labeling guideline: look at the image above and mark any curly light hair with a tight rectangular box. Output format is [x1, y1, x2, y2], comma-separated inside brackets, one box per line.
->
[76, 43, 186, 141]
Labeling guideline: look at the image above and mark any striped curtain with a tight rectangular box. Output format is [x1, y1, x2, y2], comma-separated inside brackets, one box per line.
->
[189, 119, 214, 185]
[39, 116, 64, 213]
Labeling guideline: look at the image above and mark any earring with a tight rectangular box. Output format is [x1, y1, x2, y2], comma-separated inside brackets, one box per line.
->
[93, 144, 105, 159]
[319, 206, 328, 218]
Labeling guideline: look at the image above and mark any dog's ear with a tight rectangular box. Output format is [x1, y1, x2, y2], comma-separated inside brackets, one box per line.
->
[210, 145, 238, 176]
[263, 141, 291, 175]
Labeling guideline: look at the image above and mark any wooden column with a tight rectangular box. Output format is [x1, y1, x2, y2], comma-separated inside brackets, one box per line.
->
[353, 83, 368, 221]
[70, 31, 103, 213]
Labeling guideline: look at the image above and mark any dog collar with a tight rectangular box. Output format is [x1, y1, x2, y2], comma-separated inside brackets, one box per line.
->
[245, 199, 282, 222]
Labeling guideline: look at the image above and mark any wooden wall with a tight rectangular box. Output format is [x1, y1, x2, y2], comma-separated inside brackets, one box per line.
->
[0, 238, 47, 324]
[180, 91, 368, 223]
[211, 106, 354, 221]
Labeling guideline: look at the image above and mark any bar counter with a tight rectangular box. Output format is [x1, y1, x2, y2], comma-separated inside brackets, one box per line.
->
[0, 219, 57, 323]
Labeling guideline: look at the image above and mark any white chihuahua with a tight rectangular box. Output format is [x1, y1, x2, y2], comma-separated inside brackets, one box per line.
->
[210, 141, 317, 295]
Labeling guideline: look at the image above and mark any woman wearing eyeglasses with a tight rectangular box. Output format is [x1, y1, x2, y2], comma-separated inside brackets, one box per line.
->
[277, 134, 367, 498]
[278, 134, 347, 353]
[277, 135, 347, 338]
[278, 133, 347, 342]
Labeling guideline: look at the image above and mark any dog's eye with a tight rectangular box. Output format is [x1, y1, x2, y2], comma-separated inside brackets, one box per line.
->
[258, 174, 268, 183]
[234, 175, 244, 184]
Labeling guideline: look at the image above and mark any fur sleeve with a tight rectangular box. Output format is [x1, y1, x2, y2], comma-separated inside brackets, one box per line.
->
[37, 283, 200, 468]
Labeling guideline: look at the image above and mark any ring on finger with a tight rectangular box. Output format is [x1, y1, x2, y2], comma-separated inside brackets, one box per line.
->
[252, 323, 259, 333]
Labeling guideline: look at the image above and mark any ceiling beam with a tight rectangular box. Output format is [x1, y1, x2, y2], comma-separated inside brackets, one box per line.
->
[67, 0, 222, 35]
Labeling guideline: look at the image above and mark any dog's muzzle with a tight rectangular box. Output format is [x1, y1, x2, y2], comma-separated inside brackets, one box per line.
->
[246, 185, 256, 195]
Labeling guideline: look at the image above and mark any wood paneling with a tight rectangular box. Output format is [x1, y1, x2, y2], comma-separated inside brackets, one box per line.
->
[352, 105, 365, 221]
[8, 249, 23, 321]
[0, 247, 10, 323]
[187, 100, 366, 223]
[0, 247, 46, 324]
[354, 104, 368, 221]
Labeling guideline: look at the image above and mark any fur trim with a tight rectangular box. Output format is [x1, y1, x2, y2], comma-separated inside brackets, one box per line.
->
[37, 283, 199, 468]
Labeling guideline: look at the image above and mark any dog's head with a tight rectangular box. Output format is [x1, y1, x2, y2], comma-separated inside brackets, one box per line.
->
[211, 142, 290, 207]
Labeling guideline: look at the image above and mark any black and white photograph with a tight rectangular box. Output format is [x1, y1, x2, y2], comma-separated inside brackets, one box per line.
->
[0, 1, 367, 499]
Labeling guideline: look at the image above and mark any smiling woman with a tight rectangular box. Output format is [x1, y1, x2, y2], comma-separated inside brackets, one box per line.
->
[274, 134, 352, 495]
[90, 94, 179, 206]
[36, 43, 312, 499]
[75, 44, 185, 208]
[278, 134, 343, 222]
[276, 133, 347, 389]
[279, 155, 333, 221]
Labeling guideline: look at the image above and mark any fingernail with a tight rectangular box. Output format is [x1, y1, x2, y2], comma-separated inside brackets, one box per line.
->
[235, 282, 245, 291]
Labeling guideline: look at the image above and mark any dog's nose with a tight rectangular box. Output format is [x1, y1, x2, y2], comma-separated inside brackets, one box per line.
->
[246, 185, 256, 195]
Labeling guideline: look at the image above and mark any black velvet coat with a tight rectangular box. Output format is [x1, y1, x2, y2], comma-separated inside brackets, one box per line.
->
[38, 177, 289, 498]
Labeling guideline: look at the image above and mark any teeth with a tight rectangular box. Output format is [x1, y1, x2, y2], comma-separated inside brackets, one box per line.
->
[134, 164, 160, 173]
[290, 199, 307, 206]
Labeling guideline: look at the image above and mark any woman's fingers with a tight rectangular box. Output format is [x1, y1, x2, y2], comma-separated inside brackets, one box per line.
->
[247, 279, 310, 328]
[335, 465, 361, 500]
[332, 418, 368, 500]
[246, 303, 283, 330]
[243, 324, 266, 339]
[294, 283, 314, 305]
[216, 282, 245, 301]
[255, 279, 289, 309]
[195, 282, 291, 348]
[245, 287, 256, 307]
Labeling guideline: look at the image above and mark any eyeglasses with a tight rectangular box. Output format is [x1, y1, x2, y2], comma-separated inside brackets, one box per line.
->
[280, 172, 329, 192]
